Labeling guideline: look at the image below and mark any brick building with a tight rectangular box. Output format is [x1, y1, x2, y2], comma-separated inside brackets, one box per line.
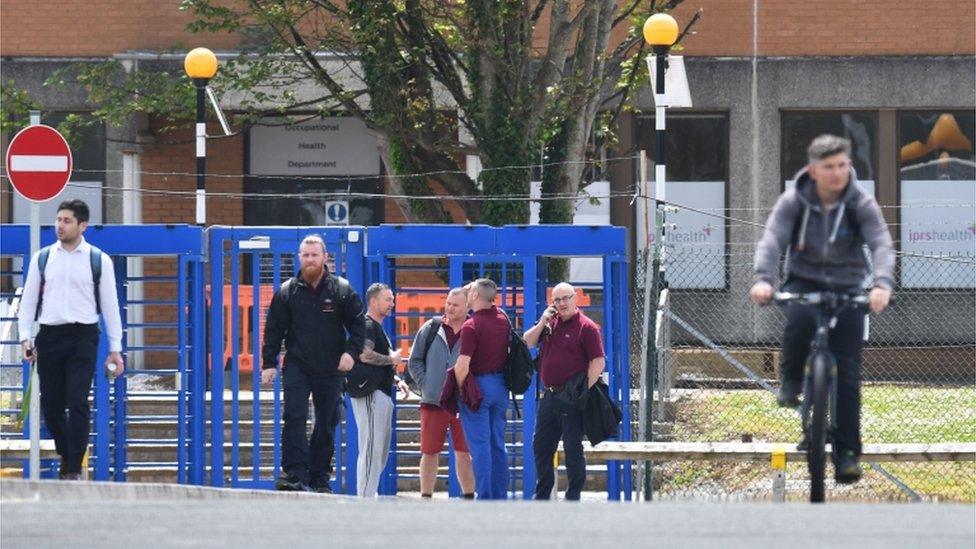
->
[2, 2, 974, 349]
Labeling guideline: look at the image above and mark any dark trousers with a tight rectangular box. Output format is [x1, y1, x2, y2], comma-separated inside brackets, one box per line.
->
[281, 364, 344, 484]
[35, 323, 99, 475]
[780, 278, 865, 457]
[533, 391, 586, 500]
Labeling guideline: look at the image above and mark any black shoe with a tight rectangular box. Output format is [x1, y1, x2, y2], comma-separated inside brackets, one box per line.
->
[58, 472, 81, 481]
[777, 378, 801, 408]
[310, 479, 333, 494]
[835, 450, 862, 484]
[275, 475, 309, 492]
[796, 432, 810, 452]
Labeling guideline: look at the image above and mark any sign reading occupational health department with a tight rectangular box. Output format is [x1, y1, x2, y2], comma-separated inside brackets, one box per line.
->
[900, 179, 976, 288]
[249, 117, 381, 176]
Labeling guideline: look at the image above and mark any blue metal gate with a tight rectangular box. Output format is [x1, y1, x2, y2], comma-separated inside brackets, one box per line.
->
[366, 225, 632, 500]
[205, 226, 366, 491]
[2, 223, 629, 499]
[0, 224, 205, 481]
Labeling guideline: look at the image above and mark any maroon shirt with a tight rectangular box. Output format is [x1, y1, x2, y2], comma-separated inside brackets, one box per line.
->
[458, 306, 509, 375]
[539, 310, 605, 386]
[442, 316, 461, 350]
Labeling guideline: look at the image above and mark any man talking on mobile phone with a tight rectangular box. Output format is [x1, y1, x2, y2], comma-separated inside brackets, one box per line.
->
[523, 282, 605, 500]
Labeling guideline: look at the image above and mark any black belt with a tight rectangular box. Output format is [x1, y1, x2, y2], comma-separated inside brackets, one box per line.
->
[40, 323, 98, 330]
[544, 384, 565, 393]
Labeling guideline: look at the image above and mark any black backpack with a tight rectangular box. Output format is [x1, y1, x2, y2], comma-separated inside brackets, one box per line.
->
[345, 316, 392, 398]
[503, 316, 535, 395]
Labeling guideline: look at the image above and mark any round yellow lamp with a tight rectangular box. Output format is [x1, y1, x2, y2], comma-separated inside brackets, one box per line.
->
[643, 13, 679, 47]
[184, 47, 218, 80]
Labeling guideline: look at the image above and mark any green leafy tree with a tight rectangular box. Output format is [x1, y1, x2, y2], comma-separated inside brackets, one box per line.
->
[42, 0, 698, 226]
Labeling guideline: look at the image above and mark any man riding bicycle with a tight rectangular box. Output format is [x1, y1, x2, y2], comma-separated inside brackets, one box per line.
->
[751, 134, 894, 484]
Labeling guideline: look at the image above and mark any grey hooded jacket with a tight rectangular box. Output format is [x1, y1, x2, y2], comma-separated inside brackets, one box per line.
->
[753, 167, 895, 289]
[407, 317, 462, 406]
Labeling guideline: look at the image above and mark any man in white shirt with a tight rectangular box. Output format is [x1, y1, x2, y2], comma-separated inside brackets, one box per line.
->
[17, 199, 124, 480]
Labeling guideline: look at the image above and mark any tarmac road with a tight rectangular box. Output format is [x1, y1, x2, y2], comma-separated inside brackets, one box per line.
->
[1, 480, 972, 548]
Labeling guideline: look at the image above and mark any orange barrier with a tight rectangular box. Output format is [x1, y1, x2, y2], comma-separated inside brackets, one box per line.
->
[210, 285, 590, 376]
[206, 285, 275, 375]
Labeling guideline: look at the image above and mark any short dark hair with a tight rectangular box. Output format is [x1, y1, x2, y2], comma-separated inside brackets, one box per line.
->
[365, 282, 391, 304]
[57, 199, 90, 223]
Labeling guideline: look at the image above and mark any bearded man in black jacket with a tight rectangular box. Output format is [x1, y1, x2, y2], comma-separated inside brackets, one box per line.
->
[261, 234, 365, 493]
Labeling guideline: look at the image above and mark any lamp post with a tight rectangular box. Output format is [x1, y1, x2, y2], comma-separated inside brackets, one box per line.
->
[640, 11, 679, 503]
[643, 13, 679, 204]
[184, 47, 218, 225]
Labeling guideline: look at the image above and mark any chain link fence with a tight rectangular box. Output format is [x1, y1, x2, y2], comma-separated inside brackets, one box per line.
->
[632, 205, 976, 502]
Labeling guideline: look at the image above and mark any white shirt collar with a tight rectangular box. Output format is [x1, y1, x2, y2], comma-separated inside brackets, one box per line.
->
[53, 236, 90, 254]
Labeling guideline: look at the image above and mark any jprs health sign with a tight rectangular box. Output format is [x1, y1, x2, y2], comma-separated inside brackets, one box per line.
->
[249, 117, 381, 176]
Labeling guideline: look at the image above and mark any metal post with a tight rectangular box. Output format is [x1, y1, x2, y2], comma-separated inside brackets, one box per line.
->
[27, 110, 41, 481]
[636, 150, 652, 502]
[194, 80, 207, 225]
[644, 48, 670, 502]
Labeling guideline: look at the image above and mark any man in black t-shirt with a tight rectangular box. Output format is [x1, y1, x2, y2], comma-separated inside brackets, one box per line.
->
[348, 283, 408, 496]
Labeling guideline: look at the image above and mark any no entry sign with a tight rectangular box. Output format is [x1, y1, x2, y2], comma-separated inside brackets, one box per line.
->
[5, 124, 73, 202]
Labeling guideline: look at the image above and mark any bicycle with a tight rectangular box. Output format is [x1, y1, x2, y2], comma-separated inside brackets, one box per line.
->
[772, 290, 870, 503]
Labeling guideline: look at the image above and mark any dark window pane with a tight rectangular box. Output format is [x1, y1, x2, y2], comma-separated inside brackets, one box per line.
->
[635, 113, 728, 181]
[43, 112, 105, 179]
[899, 111, 975, 181]
[781, 112, 876, 184]
[898, 110, 975, 289]
[243, 177, 384, 226]
[634, 113, 729, 290]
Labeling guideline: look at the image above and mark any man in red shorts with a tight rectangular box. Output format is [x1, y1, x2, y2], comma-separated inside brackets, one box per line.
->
[407, 287, 475, 498]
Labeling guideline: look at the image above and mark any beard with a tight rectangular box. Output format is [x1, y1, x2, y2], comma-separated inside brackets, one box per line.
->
[300, 263, 324, 283]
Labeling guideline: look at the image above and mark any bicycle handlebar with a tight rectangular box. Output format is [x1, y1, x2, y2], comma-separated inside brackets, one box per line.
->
[772, 291, 870, 306]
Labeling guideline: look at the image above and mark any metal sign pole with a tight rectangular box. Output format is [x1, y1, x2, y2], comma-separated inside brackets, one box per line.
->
[27, 110, 41, 481]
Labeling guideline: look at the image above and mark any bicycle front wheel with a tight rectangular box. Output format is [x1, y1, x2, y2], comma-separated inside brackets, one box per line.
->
[808, 352, 830, 503]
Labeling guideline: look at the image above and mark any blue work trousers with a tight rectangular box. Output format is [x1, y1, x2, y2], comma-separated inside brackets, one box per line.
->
[459, 372, 509, 500]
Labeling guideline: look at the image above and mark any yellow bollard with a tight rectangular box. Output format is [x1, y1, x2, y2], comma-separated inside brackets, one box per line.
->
[771, 444, 787, 502]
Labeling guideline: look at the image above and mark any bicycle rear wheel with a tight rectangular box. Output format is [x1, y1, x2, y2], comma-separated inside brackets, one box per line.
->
[808, 352, 830, 503]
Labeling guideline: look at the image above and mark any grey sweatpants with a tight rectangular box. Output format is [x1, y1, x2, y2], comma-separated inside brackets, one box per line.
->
[350, 389, 394, 497]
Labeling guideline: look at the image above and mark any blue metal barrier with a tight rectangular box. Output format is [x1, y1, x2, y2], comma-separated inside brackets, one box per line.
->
[1, 223, 630, 500]
[206, 226, 366, 492]
[0, 224, 205, 481]
[366, 224, 631, 500]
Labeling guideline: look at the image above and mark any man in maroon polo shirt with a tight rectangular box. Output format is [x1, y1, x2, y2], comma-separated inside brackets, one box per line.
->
[453, 278, 511, 500]
[524, 282, 605, 500]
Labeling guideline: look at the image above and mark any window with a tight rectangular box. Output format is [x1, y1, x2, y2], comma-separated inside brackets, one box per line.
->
[243, 177, 384, 227]
[781, 112, 877, 195]
[245, 117, 385, 226]
[898, 110, 975, 288]
[635, 113, 729, 289]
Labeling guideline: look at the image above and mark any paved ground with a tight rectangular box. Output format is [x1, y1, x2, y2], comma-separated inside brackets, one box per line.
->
[1, 480, 973, 548]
